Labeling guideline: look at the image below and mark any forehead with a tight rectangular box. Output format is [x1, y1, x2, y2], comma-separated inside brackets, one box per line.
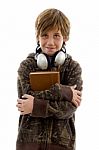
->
[41, 27, 62, 34]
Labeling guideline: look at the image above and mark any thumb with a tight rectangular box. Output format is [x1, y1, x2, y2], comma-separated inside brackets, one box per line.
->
[22, 94, 34, 100]
[22, 94, 29, 99]
[71, 85, 77, 89]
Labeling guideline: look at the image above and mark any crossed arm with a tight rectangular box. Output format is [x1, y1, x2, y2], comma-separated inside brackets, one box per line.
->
[16, 78, 82, 119]
[16, 57, 83, 119]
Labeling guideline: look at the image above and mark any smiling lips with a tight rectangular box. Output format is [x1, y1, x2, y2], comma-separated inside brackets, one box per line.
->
[46, 47, 56, 51]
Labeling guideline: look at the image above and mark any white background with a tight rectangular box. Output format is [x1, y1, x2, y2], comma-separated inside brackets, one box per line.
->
[0, 0, 99, 150]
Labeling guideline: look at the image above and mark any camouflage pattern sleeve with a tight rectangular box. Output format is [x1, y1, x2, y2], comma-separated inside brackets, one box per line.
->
[62, 57, 83, 91]
[32, 97, 76, 119]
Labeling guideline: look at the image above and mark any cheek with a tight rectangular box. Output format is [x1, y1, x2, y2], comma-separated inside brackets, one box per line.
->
[56, 41, 63, 49]
[39, 39, 46, 47]
[39, 43, 45, 51]
[39, 42, 46, 53]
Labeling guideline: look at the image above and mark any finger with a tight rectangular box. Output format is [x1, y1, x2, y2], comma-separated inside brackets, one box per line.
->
[73, 101, 78, 107]
[17, 99, 23, 104]
[17, 107, 24, 112]
[70, 85, 77, 89]
[20, 110, 28, 115]
[16, 103, 22, 108]
[77, 90, 82, 96]
[75, 99, 81, 106]
[20, 111, 24, 115]
[22, 94, 29, 99]
[72, 99, 78, 107]
[77, 95, 82, 101]
[18, 107, 22, 111]
[73, 85, 77, 89]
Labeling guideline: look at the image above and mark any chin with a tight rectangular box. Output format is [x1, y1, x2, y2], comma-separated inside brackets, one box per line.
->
[47, 52, 55, 56]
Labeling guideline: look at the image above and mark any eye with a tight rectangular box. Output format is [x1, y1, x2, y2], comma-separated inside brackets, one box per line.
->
[54, 34, 61, 39]
[41, 34, 48, 38]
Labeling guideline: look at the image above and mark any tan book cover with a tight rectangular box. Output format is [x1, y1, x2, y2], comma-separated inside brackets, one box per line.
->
[29, 71, 60, 91]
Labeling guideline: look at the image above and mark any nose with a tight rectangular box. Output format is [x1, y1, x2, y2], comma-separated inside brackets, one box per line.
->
[47, 36, 54, 45]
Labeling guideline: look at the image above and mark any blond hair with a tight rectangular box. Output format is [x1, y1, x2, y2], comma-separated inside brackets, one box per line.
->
[35, 8, 70, 41]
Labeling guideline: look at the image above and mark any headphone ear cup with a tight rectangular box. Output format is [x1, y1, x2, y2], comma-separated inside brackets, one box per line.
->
[37, 53, 48, 70]
[54, 51, 66, 66]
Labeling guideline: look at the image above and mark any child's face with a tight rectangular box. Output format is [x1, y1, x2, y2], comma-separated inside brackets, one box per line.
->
[38, 28, 66, 56]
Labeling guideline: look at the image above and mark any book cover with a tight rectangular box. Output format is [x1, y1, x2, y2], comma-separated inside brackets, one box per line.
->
[29, 71, 60, 91]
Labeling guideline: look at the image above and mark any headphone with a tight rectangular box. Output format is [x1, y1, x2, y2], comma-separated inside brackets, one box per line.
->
[35, 43, 67, 70]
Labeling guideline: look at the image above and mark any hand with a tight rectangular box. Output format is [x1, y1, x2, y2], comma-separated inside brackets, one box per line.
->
[16, 94, 34, 115]
[70, 85, 82, 107]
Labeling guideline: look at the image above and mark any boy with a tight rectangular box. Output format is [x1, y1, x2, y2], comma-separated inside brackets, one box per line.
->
[16, 8, 83, 150]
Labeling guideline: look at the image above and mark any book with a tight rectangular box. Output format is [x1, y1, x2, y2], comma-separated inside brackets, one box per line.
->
[29, 71, 60, 91]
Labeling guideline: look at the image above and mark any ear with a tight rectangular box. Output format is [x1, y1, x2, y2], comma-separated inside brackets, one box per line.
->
[63, 36, 67, 42]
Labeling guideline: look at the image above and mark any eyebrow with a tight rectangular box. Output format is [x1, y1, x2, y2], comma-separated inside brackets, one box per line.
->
[54, 32, 60, 34]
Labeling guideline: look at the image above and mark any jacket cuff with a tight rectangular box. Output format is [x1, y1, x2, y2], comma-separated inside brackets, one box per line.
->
[60, 85, 73, 101]
[31, 98, 48, 117]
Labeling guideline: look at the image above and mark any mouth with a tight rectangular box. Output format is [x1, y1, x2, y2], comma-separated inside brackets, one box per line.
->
[46, 47, 56, 51]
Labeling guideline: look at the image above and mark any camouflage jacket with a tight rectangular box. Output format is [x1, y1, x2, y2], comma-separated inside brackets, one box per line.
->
[16, 53, 83, 150]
